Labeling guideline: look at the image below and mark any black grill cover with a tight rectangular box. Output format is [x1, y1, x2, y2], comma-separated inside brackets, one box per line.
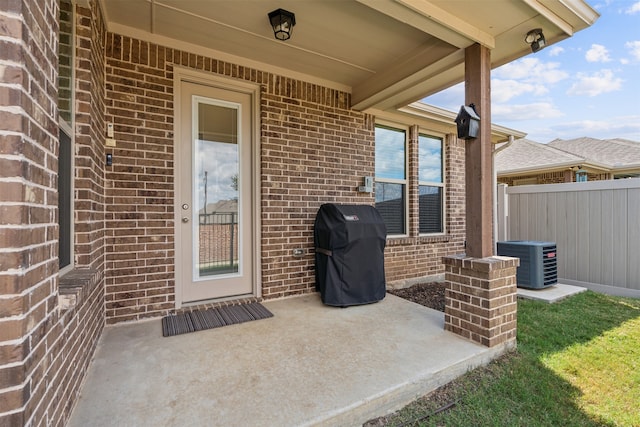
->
[314, 204, 387, 306]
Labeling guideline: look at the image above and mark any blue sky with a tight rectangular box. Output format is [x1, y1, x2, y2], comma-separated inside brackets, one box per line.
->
[424, 0, 640, 143]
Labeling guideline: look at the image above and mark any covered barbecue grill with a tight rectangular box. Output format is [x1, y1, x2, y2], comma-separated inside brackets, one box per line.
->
[314, 204, 387, 306]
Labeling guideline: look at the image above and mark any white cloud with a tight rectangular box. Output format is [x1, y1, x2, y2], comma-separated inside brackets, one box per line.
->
[492, 80, 547, 103]
[197, 140, 239, 205]
[566, 69, 623, 96]
[423, 83, 464, 111]
[625, 1, 640, 14]
[494, 58, 569, 84]
[626, 41, 640, 61]
[548, 46, 565, 57]
[551, 116, 640, 141]
[491, 58, 568, 103]
[493, 102, 564, 122]
[585, 44, 611, 62]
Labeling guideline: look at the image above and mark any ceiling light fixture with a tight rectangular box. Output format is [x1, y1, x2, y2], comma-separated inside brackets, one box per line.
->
[525, 28, 546, 53]
[268, 8, 296, 41]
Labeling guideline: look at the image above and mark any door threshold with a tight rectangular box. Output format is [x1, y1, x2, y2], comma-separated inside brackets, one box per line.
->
[176, 294, 260, 315]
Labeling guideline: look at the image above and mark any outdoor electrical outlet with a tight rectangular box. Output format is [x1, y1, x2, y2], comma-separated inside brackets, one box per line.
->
[364, 176, 373, 188]
[292, 248, 304, 257]
[358, 176, 374, 193]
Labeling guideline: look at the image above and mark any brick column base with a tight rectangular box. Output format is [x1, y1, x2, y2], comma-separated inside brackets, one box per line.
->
[443, 254, 519, 348]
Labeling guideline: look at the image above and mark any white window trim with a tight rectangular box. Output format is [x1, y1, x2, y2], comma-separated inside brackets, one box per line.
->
[418, 132, 446, 236]
[375, 121, 409, 237]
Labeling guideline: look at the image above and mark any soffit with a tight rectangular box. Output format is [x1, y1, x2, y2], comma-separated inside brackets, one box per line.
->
[101, 0, 598, 112]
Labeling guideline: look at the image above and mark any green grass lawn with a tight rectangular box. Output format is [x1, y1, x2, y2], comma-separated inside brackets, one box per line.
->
[378, 291, 640, 426]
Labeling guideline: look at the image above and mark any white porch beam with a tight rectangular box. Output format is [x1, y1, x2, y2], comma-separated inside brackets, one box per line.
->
[352, 49, 464, 111]
[397, 0, 495, 48]
[356, 0, 494, 49]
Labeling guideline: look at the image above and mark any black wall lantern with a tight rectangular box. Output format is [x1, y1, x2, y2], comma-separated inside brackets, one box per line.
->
[454, 104, 481, 140]
[268, 8, 296, 41]
[525, 28, 546, 53]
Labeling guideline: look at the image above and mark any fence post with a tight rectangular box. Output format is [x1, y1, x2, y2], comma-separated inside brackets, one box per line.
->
[229, 212, 235, 269]
[496, 183, 508, 243]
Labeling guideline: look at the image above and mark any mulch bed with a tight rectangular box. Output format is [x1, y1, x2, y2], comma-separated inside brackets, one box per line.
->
[388, 281, 446, 312]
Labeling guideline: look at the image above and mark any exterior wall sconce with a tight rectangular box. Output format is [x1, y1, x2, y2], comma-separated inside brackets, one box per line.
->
[268, 8, 296, 41]
[454, 103, 480, 140]
[525, 28, 546, 53]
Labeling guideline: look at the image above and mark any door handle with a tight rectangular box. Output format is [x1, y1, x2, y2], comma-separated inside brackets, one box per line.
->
[182, 217, 189, 223]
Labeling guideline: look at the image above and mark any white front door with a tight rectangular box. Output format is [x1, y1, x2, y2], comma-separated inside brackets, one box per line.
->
[176, 79, 254, 305]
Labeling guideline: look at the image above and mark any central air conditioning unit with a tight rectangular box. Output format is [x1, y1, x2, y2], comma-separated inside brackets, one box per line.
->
[497, 241, 558, 289]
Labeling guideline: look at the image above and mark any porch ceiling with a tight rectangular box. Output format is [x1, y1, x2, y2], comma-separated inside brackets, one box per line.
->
[101, 0, 598, 112]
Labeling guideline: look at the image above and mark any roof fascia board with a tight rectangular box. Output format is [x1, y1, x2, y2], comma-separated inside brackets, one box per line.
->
[498, 164, 580, 177]
[372, 103, 526, 142]
[395, 0, 495, 48]
[355, 0, 492, 49]
[399, 102, 526, 143]
[498, 161, 610, 177]
[522, 0, 574, 35]
[612, 164, 640, 172]
[353, 50, 464, 110]
[556, 0, 600, 27]
[370, 108, 454, 136]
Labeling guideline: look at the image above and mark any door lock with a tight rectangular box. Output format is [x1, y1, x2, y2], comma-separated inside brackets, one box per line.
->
[182, 204, 189, 210]
[182, 217, 189, 223]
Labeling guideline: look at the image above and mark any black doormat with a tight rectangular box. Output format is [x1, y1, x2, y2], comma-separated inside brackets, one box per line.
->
[161, 303, 273, 337]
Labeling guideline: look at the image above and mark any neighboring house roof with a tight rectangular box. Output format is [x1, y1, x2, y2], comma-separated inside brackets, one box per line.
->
[496, 137, 640, 177]
[495, 138, 585, 175]
[548, 137, 640, 170]
[199, 200, 238, 215]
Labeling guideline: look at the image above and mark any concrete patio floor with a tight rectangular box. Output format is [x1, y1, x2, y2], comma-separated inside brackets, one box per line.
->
[68, 293, 512, 427]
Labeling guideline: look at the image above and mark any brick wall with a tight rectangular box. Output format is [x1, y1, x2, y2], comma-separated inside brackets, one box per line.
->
[75, 2, 107, 270]
[103, 33, 467, 321]
[0, 1, 61, 423]
[104, 34, 376, 317]
[104, 34, 178, 322]
[260, 83, 376, 298]
[499, 171, 564, 186]
[499, 170, 613, 186]
[443, 255, 518, 348]
[0, 1, 106, 424]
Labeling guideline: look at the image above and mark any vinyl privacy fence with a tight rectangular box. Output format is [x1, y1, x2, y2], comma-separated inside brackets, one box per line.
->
[498, 178, 640, 298]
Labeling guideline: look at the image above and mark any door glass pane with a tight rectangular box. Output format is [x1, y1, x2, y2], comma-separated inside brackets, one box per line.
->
[194, 100, 239, 278]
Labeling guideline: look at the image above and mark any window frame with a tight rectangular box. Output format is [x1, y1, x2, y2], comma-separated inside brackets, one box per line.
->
[418, 132, 446, 236]
[58, 0, 75, 274]
[374, 122, 409, 237]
